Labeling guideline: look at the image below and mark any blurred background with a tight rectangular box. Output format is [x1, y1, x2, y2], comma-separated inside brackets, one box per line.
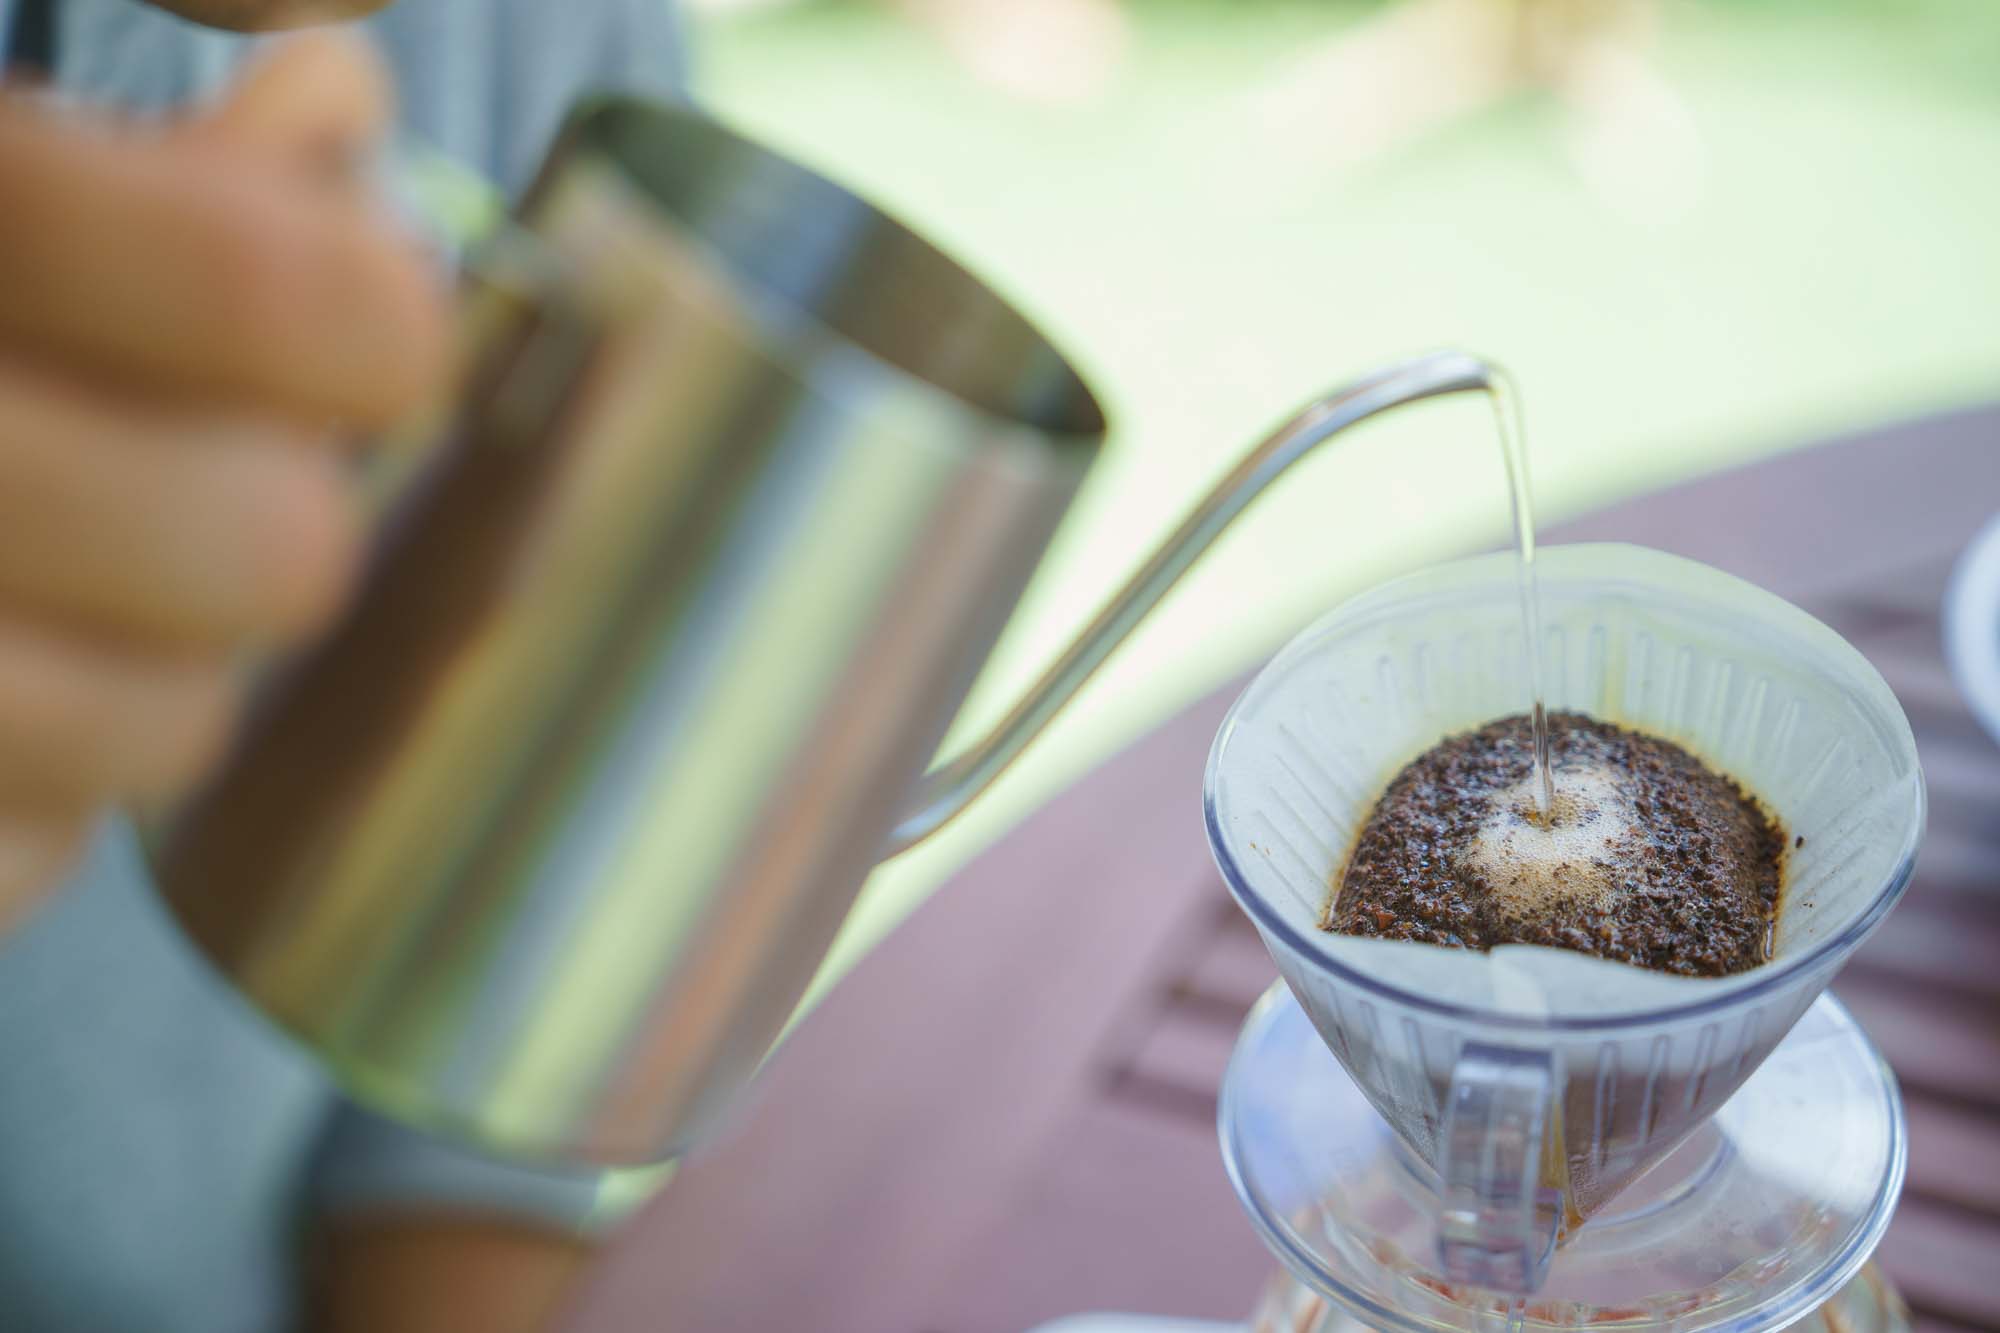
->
[671, 0, 2000, 1001]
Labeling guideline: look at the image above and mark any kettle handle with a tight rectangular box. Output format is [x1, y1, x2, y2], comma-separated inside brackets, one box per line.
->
[885, 348, 1502, 855]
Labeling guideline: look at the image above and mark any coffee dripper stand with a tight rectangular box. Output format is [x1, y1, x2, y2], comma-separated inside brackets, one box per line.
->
[1033, 933, 1913, 1333]
[1029, 974, 1910, 1333]
[1220, 984, 1908, 1333]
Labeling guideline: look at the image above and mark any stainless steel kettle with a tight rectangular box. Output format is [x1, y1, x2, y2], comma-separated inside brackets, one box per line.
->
[148, 97, 1496, 1165]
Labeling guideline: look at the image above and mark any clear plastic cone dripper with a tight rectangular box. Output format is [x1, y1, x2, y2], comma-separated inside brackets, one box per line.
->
[1205, 544, 1923, 1289]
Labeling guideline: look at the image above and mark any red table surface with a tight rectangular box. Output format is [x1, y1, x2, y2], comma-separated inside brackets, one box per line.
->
[572, 406, 2000, 1333]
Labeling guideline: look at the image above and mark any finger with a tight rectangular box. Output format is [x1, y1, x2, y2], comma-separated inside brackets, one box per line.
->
[184, 31, 394, 182]
[0, 99, 448, 427]
[0, 358, 366, 648]
[0, 616, 236, 807]
[0, 811, 93, 937]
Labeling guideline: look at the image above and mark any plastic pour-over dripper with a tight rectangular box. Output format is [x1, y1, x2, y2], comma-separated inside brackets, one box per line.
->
[1204, 544, 1924, 1292]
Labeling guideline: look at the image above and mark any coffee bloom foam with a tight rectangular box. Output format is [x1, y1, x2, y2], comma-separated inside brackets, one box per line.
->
[1463, 766, 1637, 920]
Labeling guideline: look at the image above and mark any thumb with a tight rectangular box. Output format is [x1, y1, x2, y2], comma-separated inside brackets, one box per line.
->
[186, 31, 395, 178]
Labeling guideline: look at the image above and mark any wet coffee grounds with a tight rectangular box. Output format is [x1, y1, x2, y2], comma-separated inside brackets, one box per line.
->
[1323, 711, 1784, 977]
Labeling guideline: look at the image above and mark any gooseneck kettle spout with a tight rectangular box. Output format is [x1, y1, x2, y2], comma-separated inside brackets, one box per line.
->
[888, 349, 1499, 855]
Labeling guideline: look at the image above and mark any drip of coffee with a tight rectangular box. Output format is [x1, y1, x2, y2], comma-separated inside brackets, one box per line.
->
[1324, 711, 1784, 977]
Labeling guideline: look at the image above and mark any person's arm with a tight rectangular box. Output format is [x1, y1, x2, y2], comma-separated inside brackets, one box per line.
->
[306, 1216, 593, 1333]
[298, 1103, 669, 1333]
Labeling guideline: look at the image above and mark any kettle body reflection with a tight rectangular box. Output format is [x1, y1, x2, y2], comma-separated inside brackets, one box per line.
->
[149, 99, 1499, 1165]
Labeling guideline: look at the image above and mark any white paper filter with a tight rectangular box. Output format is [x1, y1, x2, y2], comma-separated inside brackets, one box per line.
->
[1216, 542, 1920, 1016]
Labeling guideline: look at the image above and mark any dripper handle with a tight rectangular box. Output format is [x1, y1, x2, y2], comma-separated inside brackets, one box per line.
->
[1437, 1043, 1563, 1293]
